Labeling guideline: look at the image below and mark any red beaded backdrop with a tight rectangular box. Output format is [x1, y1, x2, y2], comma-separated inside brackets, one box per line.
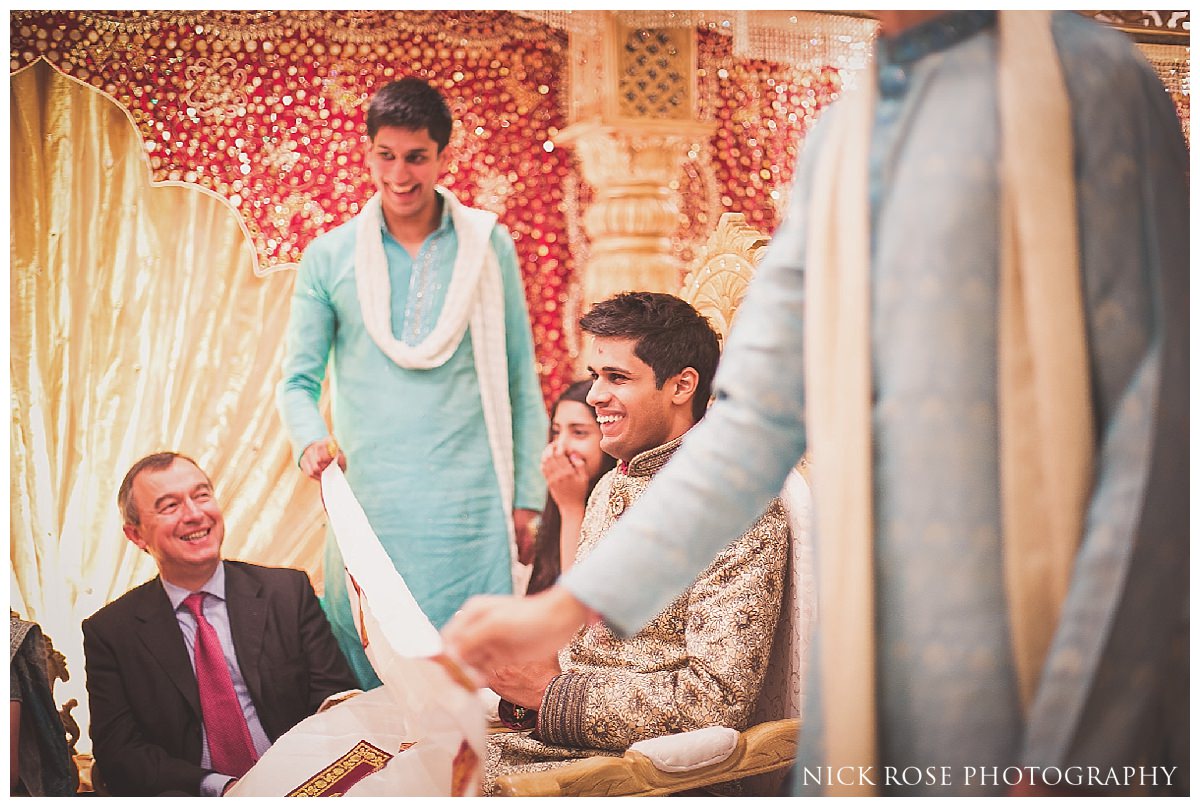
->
[11, 11, 861, 400]
[10, 9, 579, 403]
[674, 29, 844, 265]
[10, 11, 1191, 399]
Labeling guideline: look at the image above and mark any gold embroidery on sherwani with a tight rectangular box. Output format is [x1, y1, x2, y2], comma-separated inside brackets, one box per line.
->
[485, 435, 790, 793]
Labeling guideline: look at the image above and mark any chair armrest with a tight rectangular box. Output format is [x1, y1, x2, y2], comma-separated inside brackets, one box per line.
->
[493, 718, 800, 797]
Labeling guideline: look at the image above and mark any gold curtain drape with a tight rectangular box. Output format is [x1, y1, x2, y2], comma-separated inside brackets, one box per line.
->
[10, 60, 329, 750]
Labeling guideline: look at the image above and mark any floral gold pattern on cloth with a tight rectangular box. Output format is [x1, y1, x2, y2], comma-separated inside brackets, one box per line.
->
[485, 435, 790, 792]
[285, 740, 396, 797]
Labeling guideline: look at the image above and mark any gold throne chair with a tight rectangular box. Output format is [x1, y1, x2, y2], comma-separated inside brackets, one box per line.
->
[495, 213, 812, 797]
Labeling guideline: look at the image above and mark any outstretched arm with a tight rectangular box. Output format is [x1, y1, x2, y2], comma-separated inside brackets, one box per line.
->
[444, 586, 594, 672]
[444, 123, 827, 668]
[442, 227, 808, 668]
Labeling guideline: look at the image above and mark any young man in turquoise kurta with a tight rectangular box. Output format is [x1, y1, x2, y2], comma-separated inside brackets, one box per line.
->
[277, 77, 547, 689]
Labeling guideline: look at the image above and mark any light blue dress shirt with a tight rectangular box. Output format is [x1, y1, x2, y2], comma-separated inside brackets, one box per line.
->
[161, 562, 272, 796]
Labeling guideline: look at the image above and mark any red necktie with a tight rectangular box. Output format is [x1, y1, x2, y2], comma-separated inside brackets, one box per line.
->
[181, 592, 259, 778]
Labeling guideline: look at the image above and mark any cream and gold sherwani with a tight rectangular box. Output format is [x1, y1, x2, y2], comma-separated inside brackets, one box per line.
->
[485, 435, 790, 792]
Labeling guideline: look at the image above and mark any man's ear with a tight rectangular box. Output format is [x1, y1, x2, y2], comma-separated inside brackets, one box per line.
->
[123, 523, 148, 553]
[671, 367, 700, 406]
[435, 143, 452, 174]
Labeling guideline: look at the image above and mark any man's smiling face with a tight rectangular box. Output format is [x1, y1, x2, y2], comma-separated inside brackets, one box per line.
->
[366, 125, 448, 232]
[122, 457, 225, 587]
[585, 336, 679, 465]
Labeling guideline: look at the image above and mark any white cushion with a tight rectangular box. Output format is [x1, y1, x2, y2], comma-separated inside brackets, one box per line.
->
[628, 726, 739, 772]
[479, 688, 502, 725]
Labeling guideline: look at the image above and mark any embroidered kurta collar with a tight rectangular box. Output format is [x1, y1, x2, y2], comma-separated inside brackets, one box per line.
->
[618, 434, 686, 479]
[876, 10, 995, 69]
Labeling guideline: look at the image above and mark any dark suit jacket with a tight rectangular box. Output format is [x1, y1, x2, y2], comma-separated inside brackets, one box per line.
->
[82, 560, 359, 796]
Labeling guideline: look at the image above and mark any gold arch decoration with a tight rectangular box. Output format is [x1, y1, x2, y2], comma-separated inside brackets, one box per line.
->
[10, 59, 331, 751]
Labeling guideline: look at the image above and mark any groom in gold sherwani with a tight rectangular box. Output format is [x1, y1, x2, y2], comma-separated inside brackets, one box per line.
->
[482, 292, 791, 792]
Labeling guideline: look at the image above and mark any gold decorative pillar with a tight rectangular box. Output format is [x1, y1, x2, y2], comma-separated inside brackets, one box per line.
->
[557, 14, 715, 311]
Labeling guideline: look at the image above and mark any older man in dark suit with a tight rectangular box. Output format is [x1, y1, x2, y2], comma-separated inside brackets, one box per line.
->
[82, 452, 358, 796]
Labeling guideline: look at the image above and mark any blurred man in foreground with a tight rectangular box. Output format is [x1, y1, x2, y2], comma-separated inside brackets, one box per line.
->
[447, 11, 1188, 796]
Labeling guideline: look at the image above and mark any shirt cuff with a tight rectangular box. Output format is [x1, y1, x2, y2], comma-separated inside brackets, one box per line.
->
[201, 772, 235, 797]
[536, 671, 594, 747]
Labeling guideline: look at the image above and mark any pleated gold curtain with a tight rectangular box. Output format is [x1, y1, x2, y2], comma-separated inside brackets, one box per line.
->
[10, 60, 329, 748]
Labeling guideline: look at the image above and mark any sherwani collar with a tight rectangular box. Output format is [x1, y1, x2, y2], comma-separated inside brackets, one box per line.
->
[618, 434, 686, 479]
[875, 10, 995, 68]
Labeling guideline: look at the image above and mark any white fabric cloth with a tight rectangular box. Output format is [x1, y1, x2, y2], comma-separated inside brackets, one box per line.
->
[228, 466, 486, 796]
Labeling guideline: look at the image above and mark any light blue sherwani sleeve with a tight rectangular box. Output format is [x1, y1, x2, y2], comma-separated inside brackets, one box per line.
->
[559, 148, 819, 634]
[491, 226, 548, 512]
[276, 244, 336, 464]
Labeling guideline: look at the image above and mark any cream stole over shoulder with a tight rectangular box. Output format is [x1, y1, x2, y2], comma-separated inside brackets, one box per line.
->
[804, 12, 1094, 793]
[353, 186, 517, 559]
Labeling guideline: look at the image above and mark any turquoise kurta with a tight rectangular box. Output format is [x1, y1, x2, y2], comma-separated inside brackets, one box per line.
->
[564, 11, 1188, 795]
[278, 192, 547, 688]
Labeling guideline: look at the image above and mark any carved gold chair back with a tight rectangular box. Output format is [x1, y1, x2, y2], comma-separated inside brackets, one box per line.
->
[679, 212, 770, 342]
